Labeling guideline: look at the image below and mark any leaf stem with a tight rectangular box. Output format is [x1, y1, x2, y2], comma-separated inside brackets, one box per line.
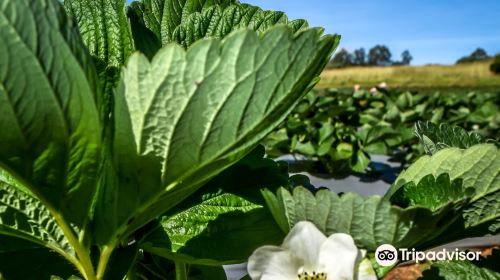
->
[96, 245, 115, 280]
[51, 211, 96, 280]
[175, 261, 188, 280]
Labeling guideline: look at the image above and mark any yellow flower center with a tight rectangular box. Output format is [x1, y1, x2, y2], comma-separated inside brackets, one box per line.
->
[297, 271, 327, 280]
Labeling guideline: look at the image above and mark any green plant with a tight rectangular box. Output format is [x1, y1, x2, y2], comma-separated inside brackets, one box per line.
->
[0, 0, 339, 279]
[264, 88, 500, 175]
[263, 89, 414, 175]
[262, 123, 500, 279]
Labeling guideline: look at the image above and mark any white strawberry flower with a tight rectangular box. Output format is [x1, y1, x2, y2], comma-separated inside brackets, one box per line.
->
[247, 221, 376, 280]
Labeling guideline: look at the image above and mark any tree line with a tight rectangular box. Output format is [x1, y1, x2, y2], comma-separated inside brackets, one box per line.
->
[329, 46, 498, 69]
[455, 48, 500, 74]
[328, 45, 412, 68]
[456, 48, 492, 64]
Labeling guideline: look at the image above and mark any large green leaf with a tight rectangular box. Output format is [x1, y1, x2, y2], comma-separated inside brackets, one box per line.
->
[64, 0, 133, 68]
[385, 144, 499, 201]
[130, 0, 309, 49]
[386, 144, 500, 243]
[0, 177, 73, 258]
[139, 146, 287, 265]
[171, 4, 309, 48]
[420, 250, 500, 280]
[0, 236, 79, 280]
[128, 2, 162, 59]
[389, 173, 499, 246]
[95, 26, 338, 245]
[390, 173, 470, 212]
[262, 186, 466, 251]
[415, 121, 488, 155]
[425, 188, 500, 246]
[0, 170, 79, 278]
[141, 197, 281, 265]
[0, 0, 101, 228]
[64, 0, 134, 123]
[130, 0, 237, 45]
[460, 189, 500, 235]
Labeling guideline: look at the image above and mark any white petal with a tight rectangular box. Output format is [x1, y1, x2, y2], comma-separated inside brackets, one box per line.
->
[355, 258, 377, 280]
[317, 233, 359, 280]
[281, 221, 327, 269]
[358, 249, 367, 259]
[247, 245, 301, 280]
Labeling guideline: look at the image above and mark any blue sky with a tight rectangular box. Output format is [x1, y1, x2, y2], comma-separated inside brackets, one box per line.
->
[126, 0, 500, 65]
[242, 0, 500, 65]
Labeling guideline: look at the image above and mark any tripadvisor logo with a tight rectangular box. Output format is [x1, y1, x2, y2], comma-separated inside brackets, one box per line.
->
[375, 244, 481, 266]
[375, 244, 398, 266]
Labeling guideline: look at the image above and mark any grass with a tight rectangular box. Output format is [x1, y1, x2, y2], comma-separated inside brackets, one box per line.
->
[317, 59, 500, 90]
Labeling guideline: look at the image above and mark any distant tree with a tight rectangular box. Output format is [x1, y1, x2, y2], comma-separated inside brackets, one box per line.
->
[368, 45, 392, 66]
[491, 54, 500, 74]
[401, 50, 413, 65]
[469, 48, 489, 60]
[456, 48, 490, 64]
[329, 48, 354, 68]
[353, 48, 366, 66]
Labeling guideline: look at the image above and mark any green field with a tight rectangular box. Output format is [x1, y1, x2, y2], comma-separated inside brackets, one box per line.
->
[317, 60, 500, 90]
